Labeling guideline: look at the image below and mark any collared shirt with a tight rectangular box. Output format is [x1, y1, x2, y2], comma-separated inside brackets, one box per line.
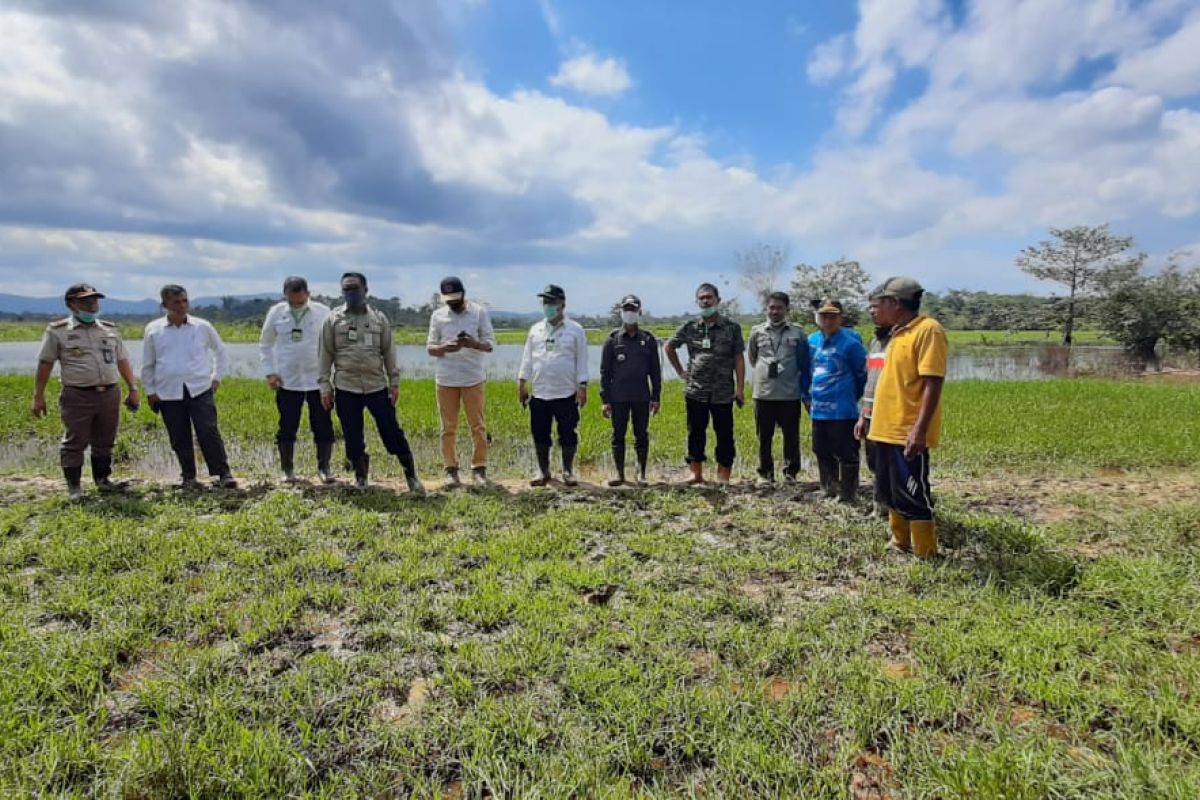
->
[142, 315, 229, 400]
[518, 316, 589, 400]
[868, 315, 948, 448]
[38, 316, 128, 387]
[668, 316, 744, 404]
[600, 327, 661, 404]
[259, 300, 331, 392]
[318, 304, 399, 395]
[425, 301, 497, 387]
[862, 334, 890, 418]
[747, 320, 811, 402]
[807, 327, 868, 420]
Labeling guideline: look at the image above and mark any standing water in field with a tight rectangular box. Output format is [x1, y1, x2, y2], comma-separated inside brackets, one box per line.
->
[0, 341, 1170, 380]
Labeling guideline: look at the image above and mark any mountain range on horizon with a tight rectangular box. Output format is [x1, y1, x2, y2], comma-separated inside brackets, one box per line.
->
[0, 293, 538, 321]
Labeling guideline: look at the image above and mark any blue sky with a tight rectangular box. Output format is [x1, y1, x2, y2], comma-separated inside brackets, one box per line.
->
[1, 0, 1198, 314]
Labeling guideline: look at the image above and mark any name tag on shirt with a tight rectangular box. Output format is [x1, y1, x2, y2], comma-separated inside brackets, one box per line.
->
[348, 328, 359, 342]
[291, 329, 303, 342]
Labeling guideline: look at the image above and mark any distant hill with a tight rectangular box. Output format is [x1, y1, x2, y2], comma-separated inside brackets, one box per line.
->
[0, 293, 276, 316]
[0, 292, 540, 324]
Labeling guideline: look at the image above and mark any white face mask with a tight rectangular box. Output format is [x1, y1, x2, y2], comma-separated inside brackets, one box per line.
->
[620, 310, 640, 325]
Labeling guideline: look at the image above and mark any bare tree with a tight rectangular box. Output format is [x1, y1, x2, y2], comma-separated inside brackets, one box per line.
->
[789, 257, 871, 322]
[736, 243, 787, 312]
[1016, 224, 1145, 345]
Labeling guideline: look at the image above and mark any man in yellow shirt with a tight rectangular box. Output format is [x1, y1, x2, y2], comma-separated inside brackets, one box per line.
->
[866, 277, 948, 558]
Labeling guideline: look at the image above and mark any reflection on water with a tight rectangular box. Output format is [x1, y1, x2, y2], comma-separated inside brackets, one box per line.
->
[0, 341, 1152, 381]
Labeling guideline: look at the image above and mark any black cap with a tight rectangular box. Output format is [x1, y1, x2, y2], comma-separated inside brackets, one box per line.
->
[620, 294, 641, 309]
[65, 283, 105, 302]
[440, 276, 465, 300]
[537, 284, 566, 301]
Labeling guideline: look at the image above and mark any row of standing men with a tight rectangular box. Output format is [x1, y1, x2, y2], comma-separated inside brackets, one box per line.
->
[33, 272, 946, 557]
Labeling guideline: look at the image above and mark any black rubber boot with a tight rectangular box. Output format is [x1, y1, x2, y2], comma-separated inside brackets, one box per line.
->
[316, 441, 335, 484]
[354, 454, 370, 489]
[398, 452, 425, 496]
[608, 443, 626, 486]
[635, 446, 649, 487]
[815, 459, 837, 499]
[91, 455, 126, 492]
[64, 466, 83, 500]
[561, 444, 578, 486]
[278, 441, 297, 482]
[531, 445, 552, 486]
[837, 462, 859, 504]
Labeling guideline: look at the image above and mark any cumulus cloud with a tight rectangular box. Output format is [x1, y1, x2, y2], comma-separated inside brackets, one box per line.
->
[1, 0, 1199, 311]
[548, 53, 632, 97]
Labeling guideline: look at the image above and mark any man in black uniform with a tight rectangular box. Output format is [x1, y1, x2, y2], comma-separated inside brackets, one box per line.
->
[600, 294, 661, 486]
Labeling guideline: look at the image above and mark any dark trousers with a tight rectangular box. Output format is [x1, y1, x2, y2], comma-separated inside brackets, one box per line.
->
[812, 418, 859, 470]
[685, 398, 735, 467]
[861, 416, 888, 506]
[873, 442, 934, 521]
[334, 389, 414, 464]
[610, 401, 650, 450]
[159, 387, 231, 479]
[275, 389, 334, 445]
[530, 396, 579, 448]
[754, 399, 802, 478]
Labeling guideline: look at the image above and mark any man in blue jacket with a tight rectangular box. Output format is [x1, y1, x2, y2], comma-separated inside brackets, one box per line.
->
[808, 298, 868, 502]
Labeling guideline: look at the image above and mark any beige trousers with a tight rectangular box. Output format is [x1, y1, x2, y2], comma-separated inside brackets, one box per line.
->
[436, 382, 487, 469]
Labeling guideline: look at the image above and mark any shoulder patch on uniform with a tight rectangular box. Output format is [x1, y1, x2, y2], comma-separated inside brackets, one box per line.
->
[49, 318, 69, 328]
[97, 319, 118, 328]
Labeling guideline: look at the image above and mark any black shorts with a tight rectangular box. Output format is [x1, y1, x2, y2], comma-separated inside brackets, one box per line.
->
[872, 442, 934, 521]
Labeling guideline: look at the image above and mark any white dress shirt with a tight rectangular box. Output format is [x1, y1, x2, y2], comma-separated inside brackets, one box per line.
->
[518, 316, 589, 400]
[258, 300, 331, 392]
[142, 315, 229, 400]
[426, 301, 497, 387]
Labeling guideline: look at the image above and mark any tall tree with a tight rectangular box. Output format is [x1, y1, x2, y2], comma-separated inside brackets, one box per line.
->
[789, 257, 870, 322]
[1096, 252, 1200, 369]
[1016, 224, 1145, 345]
[736, 243, 787, 312]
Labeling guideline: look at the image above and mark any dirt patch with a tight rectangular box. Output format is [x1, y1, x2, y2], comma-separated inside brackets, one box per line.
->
[943, 470, 1200, 524]
[373, 677, 433, 726]
[849, 751, 896, 800]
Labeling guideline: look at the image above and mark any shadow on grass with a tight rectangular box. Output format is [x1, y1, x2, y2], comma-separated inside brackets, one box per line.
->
[940, 509, 1081, 596]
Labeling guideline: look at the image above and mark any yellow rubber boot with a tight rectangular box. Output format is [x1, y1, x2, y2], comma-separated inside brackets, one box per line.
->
[888, 511, 911, 552]
[911, 520, 938, 559]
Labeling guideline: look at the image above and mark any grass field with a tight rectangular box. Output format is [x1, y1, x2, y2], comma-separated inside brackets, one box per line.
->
[1, 319, 1113, 347]
[1, 376, 1198, 797]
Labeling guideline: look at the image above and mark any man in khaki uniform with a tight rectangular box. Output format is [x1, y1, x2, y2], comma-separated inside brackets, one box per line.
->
[32, 284, 140, 499]
[318, 271, 425, 494]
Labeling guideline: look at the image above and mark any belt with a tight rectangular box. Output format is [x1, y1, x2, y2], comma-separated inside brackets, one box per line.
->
[68, 383, 118, 392]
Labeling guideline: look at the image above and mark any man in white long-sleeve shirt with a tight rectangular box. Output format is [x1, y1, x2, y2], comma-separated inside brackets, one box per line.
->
[259, 276, 334, 483]
[142, 284, 236, 488]
[518, 284, 589, 486]
[426, 276, 496, 487]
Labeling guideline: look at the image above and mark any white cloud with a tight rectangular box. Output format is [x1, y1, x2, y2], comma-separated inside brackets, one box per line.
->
[2, 0, 1200, 312]
[1107, 13, 1200, 97]
[549, 53, 632, 97]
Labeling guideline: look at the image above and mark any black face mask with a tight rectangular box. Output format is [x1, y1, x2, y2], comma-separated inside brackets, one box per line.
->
[875, 325, 892, 340]
[343, 289, 365, 308]
[448, 301, 465, 313]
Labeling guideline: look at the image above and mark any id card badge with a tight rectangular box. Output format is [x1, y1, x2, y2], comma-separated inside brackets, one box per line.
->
[702, 337, 711, 350]
[347, 327, 359, 342]
[103, 348, 115, 364]
[290, 329, 303, 343]
[545, 338, 556, 353]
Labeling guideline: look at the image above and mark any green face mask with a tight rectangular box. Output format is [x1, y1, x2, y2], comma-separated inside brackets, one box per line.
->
[74, 311, 97, 324]
[699, 306, 718, 318]
[542, 304, 560, 320]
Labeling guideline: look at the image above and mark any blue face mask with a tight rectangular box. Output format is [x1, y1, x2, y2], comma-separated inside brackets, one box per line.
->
[699, 306, 718, 318]
[343, 289, 365, 308]
[542, 304, 560, 320]
[74, 311, 97, 324]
